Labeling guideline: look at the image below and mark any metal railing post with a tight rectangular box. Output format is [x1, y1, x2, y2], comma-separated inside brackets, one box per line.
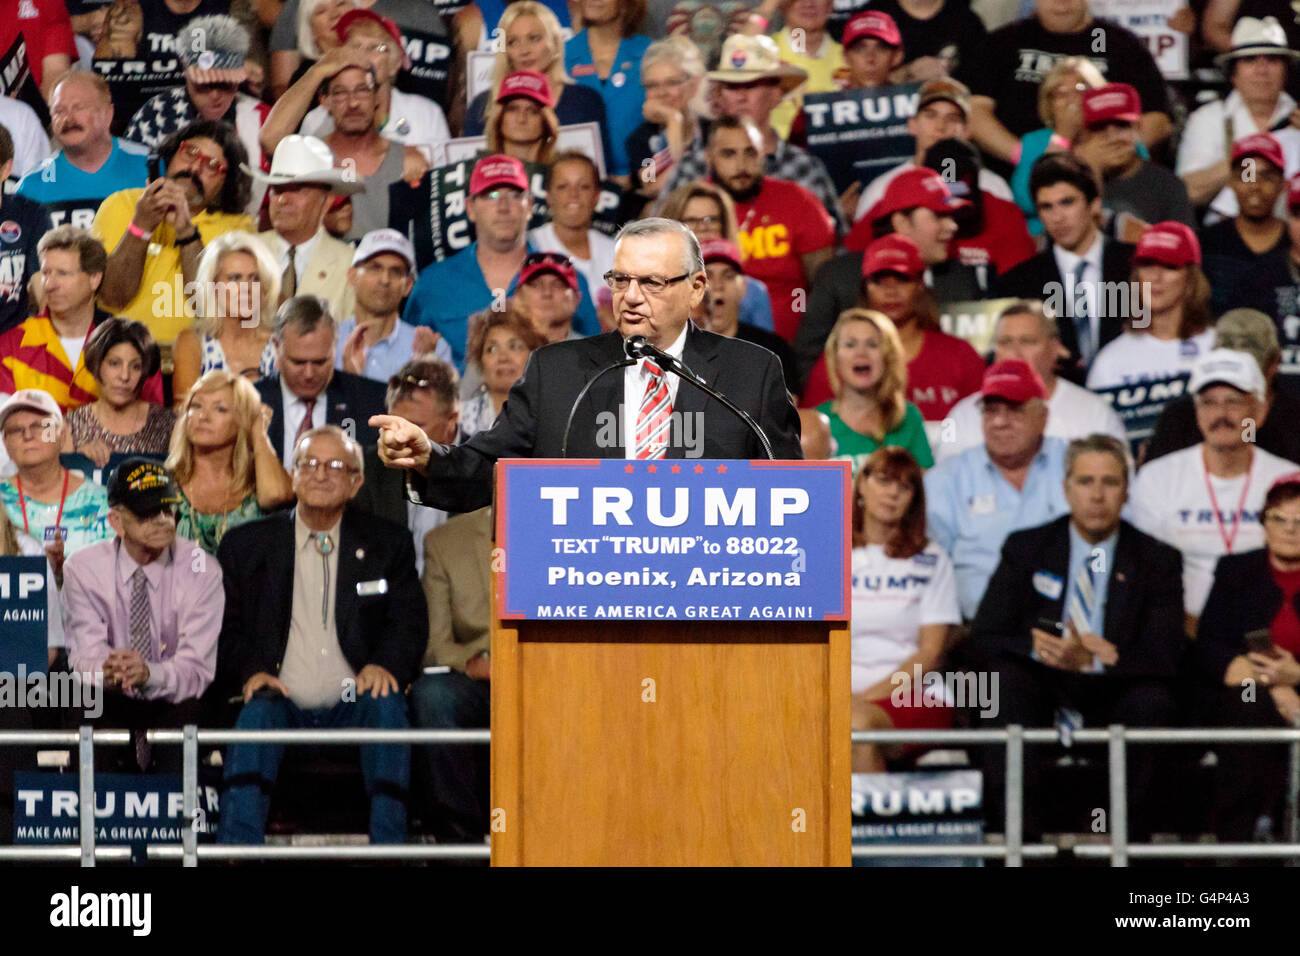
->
[78, 726, 95, 867]
[1005, 725, 1023, 867]
[1109, 724, 1127, 867]
[182, 725, 198, 868]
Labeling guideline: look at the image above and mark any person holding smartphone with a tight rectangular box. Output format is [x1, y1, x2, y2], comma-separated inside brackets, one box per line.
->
[1197, 472, 1300, 842]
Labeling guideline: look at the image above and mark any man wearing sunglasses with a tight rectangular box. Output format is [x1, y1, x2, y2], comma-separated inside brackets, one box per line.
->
[123, 16, 270, 216]
[404, 154, 600, 370]
[93, 119, 254, 347]
[375, 217, 803, 513]
[63, 458, 224, 773]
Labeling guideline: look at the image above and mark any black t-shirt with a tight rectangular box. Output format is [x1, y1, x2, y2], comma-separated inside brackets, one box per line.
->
[92, 0, 227, 137]
[0, 192, 53, 335]
[868, 0, 987, 77]
[1200, 219, 1292, 317]
[953, 16, 1171, 139]
[735, 321, 799, 395]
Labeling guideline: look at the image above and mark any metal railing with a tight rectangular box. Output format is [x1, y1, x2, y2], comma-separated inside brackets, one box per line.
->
[0, 723, 1295, 865]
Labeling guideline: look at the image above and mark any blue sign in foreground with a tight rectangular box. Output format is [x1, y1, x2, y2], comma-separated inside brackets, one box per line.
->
[496, 459, 851, 621]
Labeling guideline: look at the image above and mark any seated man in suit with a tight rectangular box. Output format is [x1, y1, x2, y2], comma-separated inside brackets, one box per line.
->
[372, 218, 803, 514]
[995, 153, 1135, 384]
[354, 357, 460, 575]
[256, 295, 389, 471]
[63, 459, 223, 773]
[217, 426, 427, 844]
[968, 434, 1184, 838]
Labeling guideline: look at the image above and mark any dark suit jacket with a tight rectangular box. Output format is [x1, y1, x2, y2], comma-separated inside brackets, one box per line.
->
[256, 372, 389, 460]
[1196, 548, 1295, 687]
[994, 240, 1135, 383]
[969, 515, 1184, 681]
[214, 506, 427, 697]
[408, 327, 803, 514]
[353, 447, 410, 526]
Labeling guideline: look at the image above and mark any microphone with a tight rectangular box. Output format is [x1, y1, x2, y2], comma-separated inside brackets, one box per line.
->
[622, 335, 775, 460]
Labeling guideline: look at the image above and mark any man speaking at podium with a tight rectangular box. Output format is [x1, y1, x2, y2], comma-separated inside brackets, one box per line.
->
[371, 218, 803, 512]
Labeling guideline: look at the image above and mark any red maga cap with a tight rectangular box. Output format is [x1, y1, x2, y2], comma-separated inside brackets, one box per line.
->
[1135, 221, 1201, 268]
[843, 10, 901, 49]
[869, 166, 969, 221]
[1231, 132, 1285, 171]
[981, 358, 1047, 403]
[497, 69, 555, 107]
[700, 237, 743, 271]
[518, 251, 578, 291]
[469, 154, 530, 196]
[335, 9, 411, 69]
[861, 233, 924, 280]
[1082, 82, 1141, 127]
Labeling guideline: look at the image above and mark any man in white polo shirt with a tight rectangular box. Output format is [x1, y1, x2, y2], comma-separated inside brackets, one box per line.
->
[1129, 348, 1300, 632]
[934, 300, 1125, 464]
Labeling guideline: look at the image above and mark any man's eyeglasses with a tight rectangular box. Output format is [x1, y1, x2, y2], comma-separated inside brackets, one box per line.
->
[1265, 512, 1300, 532]
[474, 187, 526, 203]
[327, 84, 377, 103]
[296, 457, 359, 476]
[603, 271, 692, 294]
[177, 140, 228, 176]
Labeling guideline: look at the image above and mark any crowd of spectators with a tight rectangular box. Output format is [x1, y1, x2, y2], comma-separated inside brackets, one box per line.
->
[2, 0, 1300, 851]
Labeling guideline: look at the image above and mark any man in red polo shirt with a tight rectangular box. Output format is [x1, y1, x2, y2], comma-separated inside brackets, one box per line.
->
[705, 114, 835, 343]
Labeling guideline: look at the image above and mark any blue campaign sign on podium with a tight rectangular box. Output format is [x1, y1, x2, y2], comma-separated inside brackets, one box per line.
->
[0, 556, 49, 676]
[496, 459, 852, 621]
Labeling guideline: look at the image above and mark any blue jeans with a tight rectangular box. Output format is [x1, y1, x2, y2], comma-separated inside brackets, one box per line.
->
[409, 671, 489, 841]
[220, 691, 410, 844]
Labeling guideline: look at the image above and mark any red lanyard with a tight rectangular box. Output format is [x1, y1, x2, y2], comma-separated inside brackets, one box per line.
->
[1202, 454, 1253, 554]
[15, 470, 69, 537]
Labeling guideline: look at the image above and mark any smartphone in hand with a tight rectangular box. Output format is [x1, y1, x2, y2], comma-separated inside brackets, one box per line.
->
[1245, 628, 1282, 660]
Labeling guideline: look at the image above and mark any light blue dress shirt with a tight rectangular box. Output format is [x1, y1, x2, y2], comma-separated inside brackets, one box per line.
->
[335, 316, 454, 383]
[924, 437, 1071, 620]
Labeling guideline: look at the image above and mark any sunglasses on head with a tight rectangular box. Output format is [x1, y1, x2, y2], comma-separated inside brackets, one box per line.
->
[524, 252, 572, 269]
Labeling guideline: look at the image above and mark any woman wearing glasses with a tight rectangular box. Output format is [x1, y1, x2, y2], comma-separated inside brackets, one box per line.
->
[167, 370, 294, 554]
[460, 308, 546, 439]
[625, 37, 704, 204]
[173, 232, 282, 403]
[1197, 473, 1300, 842]
[658, 181, 775, 333]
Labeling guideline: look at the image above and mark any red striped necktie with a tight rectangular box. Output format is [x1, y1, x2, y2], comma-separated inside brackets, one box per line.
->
[634, 359, 672, 459]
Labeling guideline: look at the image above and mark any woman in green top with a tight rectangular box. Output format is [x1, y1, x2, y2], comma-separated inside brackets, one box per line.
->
[816, 308, 933, 472]
[166, 369, 294, 554]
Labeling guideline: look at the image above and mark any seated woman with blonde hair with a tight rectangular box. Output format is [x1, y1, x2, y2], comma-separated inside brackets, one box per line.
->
[167, 369, 294, 554]
[172, 232, 282, 405]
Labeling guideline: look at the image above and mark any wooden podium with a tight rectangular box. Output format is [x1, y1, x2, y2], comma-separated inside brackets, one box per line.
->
[488, 459, 851, 866]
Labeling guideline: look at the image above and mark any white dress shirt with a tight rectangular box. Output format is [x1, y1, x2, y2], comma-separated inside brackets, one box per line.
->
[280, 378, 328, 469]
[1052, 234, 1104, 354]
[622, 325, 687, 459]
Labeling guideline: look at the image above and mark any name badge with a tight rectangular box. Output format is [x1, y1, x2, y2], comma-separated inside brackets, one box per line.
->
[1033, 571, 1063, 600]
[968, 494, 996, 516]
[43, 525, 68, 543]
[356, 579, 388, 597]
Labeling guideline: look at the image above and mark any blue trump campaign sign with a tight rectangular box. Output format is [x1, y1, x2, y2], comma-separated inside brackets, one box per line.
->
[0, 556, 48, 676]
[803, 83, 920, 194]
[14, 773, 220, 845]
[495, 459, 851, 621]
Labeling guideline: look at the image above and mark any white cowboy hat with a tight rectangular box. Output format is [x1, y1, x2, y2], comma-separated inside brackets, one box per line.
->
[1215, 16, 1300, 69]
[706, 35, 807, 94]
[243, 135, 365, 195]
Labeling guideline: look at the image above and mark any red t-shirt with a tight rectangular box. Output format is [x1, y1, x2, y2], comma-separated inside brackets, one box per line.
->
[800, 327, 986, 419]
[1, 0, 75, 91]
[1270, 566, 1300, 657]
[728, 177, 835, 344]
[951, 193, 1036, 277]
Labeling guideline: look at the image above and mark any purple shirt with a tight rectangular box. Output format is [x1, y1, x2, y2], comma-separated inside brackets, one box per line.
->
[63, 535, 223, 704]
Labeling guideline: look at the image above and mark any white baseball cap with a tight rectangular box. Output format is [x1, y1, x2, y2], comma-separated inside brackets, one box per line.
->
[1188, 348, 1266, 400]
[0, 389, 63, 430]
[351, 228, 417, 272]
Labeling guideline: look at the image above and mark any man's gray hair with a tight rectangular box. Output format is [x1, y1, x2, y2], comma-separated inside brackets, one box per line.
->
[293, 424, 364, 473]
[995, 299, 1059, 341]
[614, 217, 705, 276]
[275, 294, 336, 341]
[1065, 433, 1132, 485]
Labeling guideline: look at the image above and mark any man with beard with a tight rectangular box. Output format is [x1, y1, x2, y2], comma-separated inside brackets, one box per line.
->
[705, 115, 835, 344]
[1201, 134, 1294, 316]
[123, 15, 270, 216]
[18, 72, 148, 232]
[92, 119, 254, 347]
[1129, 349, 1300, 632]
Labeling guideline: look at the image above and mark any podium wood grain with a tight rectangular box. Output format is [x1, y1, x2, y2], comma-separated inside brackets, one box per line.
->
[490, 610, 851, 866]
